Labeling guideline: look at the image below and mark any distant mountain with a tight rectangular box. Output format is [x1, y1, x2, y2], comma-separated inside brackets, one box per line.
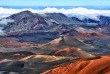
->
[45, 13, 83, 25]
[3, 11, 82, 34]
[4, 10, 47, 33]
[72, 15, 110, 25]
[71, 17, 99, 24]
[99, 15, 110, 25]
[0, 10, 110, 36]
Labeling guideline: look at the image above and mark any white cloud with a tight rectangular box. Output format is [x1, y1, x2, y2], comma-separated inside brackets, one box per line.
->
[0, 7, 110, 20]
[0, 19, 14, 25]
[0, 27, 5, 35]
[0, 18, 14, 35]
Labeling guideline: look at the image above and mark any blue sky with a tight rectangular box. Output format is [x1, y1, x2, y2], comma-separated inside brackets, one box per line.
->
[0, 0, 109, 6]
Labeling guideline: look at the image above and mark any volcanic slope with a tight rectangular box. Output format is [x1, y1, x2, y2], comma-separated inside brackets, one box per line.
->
[40, 35, 94, 51]
[42, 55, 110, 74]
[49, 48, 94, 57]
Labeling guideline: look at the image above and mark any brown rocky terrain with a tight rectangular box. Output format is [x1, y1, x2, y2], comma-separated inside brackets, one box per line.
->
[49, 48, 94, 57]
[0, 37, 40, 48]
[40, 35, 93, 51]
[42, 55, 110, 74]
[0, 52, 109, 74]
[0, 11, 110, 74]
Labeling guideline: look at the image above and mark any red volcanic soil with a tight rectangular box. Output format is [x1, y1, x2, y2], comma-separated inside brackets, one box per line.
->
[0, 59, 8, 64]
[42, 55, 110, 74]
[33, 24, 44, 30]
[51, 48, 93, 57]
[78, 32, 104, 39]
[0, 37, 39, 48]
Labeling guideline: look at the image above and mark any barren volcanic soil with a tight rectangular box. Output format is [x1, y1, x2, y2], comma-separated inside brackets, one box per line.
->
[0, 11, 110, 74]
[42, 55, 110, 74]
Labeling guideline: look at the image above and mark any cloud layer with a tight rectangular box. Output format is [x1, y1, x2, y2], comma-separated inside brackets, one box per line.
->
[0, 27, 5, 35]
[0, 7, 110, 20]
[0, 19, 14, 25]
[0, 18, 14, 35]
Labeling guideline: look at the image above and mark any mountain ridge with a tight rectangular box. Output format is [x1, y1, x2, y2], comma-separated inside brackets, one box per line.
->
[0, 10, 110, 36]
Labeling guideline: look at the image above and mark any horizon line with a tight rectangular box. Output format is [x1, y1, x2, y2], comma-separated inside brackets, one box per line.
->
[0, 5, 110, 7]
